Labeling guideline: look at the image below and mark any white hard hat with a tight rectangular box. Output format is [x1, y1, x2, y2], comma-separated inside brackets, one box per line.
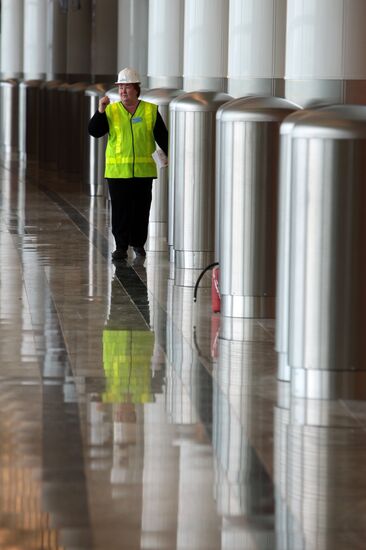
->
[115, 67, 141, 84]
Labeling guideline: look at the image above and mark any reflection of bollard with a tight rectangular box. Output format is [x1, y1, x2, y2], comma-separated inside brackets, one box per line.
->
[19, 80, 43, 161]
[84, 84, 110, 196]
[0, 79, 19, 152]
[172, 91, 232, 286]
[288, 106, 366, 399]
[139, 88, 182, 251]
[212, 324, 276, 548]
[286, 399, 359, 548]
[217, 96, 299, 319]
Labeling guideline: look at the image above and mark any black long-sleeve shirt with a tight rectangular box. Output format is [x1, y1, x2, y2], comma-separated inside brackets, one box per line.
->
[88, 105, 168, 156]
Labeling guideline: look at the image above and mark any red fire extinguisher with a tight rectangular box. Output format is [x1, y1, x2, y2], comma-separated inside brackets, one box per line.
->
[211, 266, 220, 313]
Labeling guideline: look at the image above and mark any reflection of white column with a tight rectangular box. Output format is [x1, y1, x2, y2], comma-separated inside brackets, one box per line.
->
[286, 0, 366, 106]
[228, 0, 286, 97]
[0, 0, 23, 79]
[176, 441, 220, 549]
[148, 0, 184, 89]
[23, 0, 48, 80]
[117, 0, 149, 86]
[111, 404, 144, 495]
[141, 396, 179, 549]
[183, 0, 229, 92]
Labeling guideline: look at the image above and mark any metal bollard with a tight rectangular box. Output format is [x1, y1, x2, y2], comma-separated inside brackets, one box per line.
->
[139, 87, 182, 251]
[172, 91, 232, 285]
[84, 84, 110, 196]
[0, 79, 19, 152]
[276, 110, 310, 382]
[288, 105, 366, 399]
[217, 96, 299, 319]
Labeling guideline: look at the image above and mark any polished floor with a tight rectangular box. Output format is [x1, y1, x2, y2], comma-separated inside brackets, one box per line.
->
[1, 151, 366, 550]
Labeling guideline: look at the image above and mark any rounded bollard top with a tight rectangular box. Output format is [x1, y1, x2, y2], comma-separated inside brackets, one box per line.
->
[106, 86, 119, 103]
[217, 95, 301, 123]
[292, 104, 366, 140]
[171, 91, 233, 112]
[139, 87, 184, 106]
[67, 82, 90, 93]
[19, 79, 44, 88]
[41, 80, 64, 90]
[0, 78, 18, 87]
[280, 109, 311, 137]
[85, 83, 111, 97]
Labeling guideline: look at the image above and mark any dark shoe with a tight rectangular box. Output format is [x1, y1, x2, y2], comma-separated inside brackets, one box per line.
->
[133, 247, 146, 257]
[112, 248, 127, 261]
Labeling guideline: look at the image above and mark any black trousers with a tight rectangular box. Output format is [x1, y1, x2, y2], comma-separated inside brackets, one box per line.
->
[107, 178, 153, 250]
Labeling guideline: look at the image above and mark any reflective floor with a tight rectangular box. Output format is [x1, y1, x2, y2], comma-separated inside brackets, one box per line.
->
[1, 151, 366, 549]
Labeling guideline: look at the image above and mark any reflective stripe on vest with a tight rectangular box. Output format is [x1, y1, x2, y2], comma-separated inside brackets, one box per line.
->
[105, 100, 158, 179]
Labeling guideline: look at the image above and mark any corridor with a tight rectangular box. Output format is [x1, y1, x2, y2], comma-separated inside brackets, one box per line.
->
[0, 151, 366, 549]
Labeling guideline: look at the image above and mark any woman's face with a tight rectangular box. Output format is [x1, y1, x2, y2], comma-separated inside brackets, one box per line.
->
[118, 83, 138, 105]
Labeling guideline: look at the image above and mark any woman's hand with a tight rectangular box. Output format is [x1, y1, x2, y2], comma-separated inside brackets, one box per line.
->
[98, 95, 110, 113]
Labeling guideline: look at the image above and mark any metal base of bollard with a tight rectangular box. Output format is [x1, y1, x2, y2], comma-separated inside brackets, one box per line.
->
[221, 294, 275, 319]
[291, 368, 366, 400]
[277, 352, 291, 382]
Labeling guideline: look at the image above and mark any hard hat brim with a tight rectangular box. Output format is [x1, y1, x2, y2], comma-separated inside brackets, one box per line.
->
[115, 81, 141, 85]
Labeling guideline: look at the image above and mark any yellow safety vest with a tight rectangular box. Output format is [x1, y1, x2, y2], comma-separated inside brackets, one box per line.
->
[102, 329, 154, 404]
[105, 100, 158, 179]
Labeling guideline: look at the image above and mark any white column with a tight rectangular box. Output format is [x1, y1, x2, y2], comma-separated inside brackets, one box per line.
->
[285, 0, 366, 106]
[228, 0, 286, 98]
[23, 0, 48, 80]
[46, 0, 67, 80]
[66, 0, 92, 81]
[183, 0, 229, 92]
[0, 0, 24, 79]
[91, 0, 118, 82]
[148, 0, 184, 89]
[117, 0, 149, 87]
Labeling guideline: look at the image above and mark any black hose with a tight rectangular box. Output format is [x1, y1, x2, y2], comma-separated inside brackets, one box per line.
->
[193, 262, 219, 303]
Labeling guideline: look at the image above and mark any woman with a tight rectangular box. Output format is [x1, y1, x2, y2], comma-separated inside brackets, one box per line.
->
[88, 67, 168, 261]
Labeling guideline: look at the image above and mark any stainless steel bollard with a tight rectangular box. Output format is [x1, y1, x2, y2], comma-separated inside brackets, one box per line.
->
[172, 91, 232, 284]
[84, 84, 110, 196]
[19, 80, 43, 161]
[139, 88, 182, 251]
[276, 110, 308, 382]
[288, 105, 366, 399]
[168, 95, 181, 264]
[0, 79, 19, 152]
[217, 96, 299, 319]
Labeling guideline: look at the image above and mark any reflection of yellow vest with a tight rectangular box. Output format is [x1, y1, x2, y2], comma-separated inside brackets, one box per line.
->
[105, 101, 158, 179]
[102, 330, 154, 404]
